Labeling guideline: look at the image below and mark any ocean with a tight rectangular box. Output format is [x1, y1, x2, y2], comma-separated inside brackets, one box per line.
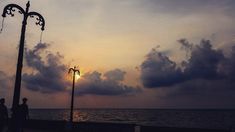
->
[28, 109, 235, 130]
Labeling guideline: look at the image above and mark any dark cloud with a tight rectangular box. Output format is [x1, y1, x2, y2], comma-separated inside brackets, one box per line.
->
[141, 39, 234, 88]
[75, 69, 141, 96]
[23, 43, 69, 93]
[219, 46, 235, 80]
[140, 39, 235, 107]
[23, 43, 141, 96]
[140, 48, 183, 88]
[178, 39, 193, 59]
[183, 39, 224, 80]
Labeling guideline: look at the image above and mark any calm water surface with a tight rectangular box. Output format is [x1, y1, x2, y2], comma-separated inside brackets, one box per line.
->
[28, 109, 235, 129]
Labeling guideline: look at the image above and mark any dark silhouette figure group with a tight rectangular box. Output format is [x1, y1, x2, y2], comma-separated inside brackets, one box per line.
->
[0, 98, 29, 132]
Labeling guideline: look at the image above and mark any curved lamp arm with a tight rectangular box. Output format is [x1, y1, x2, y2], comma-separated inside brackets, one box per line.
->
[2, 4, 25, 17]
[28, 12, 45, 31]
[68, 68, 74, 74]
[68, 68, 80, 76]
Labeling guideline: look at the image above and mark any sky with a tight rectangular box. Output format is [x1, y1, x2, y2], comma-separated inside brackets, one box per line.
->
[0, 0, 235, 108]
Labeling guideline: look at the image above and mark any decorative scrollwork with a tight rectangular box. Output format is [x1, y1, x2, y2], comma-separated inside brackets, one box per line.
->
[28, 12, 45, 31]
[2, 4, 25, 18]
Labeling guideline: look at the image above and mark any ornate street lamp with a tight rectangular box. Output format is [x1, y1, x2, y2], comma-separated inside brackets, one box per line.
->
[1, 1, 45, 111]
[68, 66, 80, 123]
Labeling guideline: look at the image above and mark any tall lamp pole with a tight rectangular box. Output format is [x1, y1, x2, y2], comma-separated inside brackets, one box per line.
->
[1, 1, 45, 111]
[68, 66, 80, 123]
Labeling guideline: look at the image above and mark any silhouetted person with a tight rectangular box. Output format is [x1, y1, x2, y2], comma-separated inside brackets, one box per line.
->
[16, 98, 29, 132]
[0, 98, 8, 132]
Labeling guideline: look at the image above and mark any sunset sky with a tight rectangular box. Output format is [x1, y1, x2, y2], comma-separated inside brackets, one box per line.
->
[0, 0, 235, 108]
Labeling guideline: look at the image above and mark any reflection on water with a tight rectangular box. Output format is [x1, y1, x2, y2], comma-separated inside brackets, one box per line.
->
[29, 109, 235, 129]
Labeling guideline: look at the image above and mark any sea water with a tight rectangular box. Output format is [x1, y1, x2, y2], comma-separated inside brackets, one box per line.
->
[28, 109, 235, 129]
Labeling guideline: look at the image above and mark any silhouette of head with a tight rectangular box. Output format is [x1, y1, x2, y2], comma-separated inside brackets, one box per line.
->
[22, 98, 28, 104]
[0, 98, 5, 104]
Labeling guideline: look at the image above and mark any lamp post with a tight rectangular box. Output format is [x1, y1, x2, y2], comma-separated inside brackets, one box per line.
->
[1, 1, 45, 111]
[68, 66, 80, 123]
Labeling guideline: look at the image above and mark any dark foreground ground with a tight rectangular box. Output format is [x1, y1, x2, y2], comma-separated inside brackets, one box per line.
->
[2, 119, 232, 132]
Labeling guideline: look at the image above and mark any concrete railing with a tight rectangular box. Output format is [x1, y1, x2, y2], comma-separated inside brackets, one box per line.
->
[22, 119, 231, 132]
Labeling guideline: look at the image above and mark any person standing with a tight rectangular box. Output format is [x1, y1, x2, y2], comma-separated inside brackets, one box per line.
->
[17, 98, 29, 132]
[0, 98, 8, 132]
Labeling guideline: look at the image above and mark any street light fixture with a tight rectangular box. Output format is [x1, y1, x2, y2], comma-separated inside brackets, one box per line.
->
[68, 66, 80, 123]
[1, 1, 45, 112]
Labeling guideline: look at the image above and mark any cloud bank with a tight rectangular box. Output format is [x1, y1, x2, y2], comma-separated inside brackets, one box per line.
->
[23, 43, 69, 93]
[75, 69, 141, 96]
[141, 39, 235, 88]
[140, 39, 235, 107]
[23, 43, 141, 96]
[140, 47, 183, 88]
